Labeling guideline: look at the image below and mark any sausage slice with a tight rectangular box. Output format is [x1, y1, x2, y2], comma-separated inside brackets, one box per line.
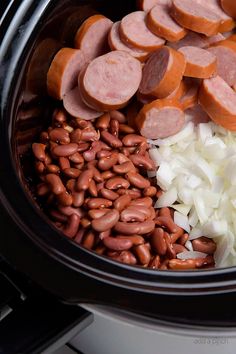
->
[171, 0, 221, 36]
[108, 21, 149, 62]
[80, 51, 142, 111]
[196, 0, 235, 33]
[185, 104, 210, 125]
[168, 31, 224, 50]
[74, 15, 113, 60]
[199, 75, 236, 130]
[138, 0, 172, 12]
[221, 0, 236, 19]
[139, 46, 186, 98]
[119, 11, 165, 51]
[179, 78, 200, 110]
[135, 99, 185, 139]
[47, 48, 85, 100]
[63, 86, 103, 120]
[208, 39, 236, 86]
[147, 4, 188, 42]
[178, 46, 217, 78]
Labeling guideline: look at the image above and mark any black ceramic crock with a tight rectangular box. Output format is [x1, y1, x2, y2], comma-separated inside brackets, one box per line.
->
[1, 0, 236, 328]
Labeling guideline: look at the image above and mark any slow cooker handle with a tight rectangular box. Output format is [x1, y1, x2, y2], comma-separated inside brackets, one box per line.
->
[0, 260, 93, 354]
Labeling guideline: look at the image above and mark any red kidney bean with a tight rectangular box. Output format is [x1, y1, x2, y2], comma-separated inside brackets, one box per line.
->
[66, 179, 76, 192]
[75, 119, 93, 129]
[92, 209, 119, 232]
[80, 217, 91, 228]
[32, 143, 46, 161]
[120, 208, 146, 222]
[74, 228, 86, 244]
[72, 190, 85, 207]
[63, 168, 81, 178]
[83, 141, 101, 161]
[98, 152, 118, 171]
[77, 142, 90, 152]
[143, 186, 157, 198]
[110, 110, 126, 123]
[149, 255, 161, 269]
[35, 161, 45, 174]
[128, 205, 151, 219]
[99, 141, 112, 151]
[119, 124, 135, 134]
[135, 141, 148, 155]
[99, 229, 111, 240]
[52, 108, 67, 124]
[109, 251, 137, 265]
[37, 183, 50, 196]
[53, 143, 78, 157]
[129, 154, 155, 171]
[45, 164, 60, 174]
[96, 150, 112, 159]
[49, 128, 70, 144]
[170, 226, 184, 243]
[113, 161, 135, 174]
[100, 131, 122, 148]
[58, 157, 70, 170]
[69, 152, 84, 164]
[70, 128, 82, 143]
[130, 197, 153, 208]
[105, 177, 130, 190]
[172, 244, 188, 254]
[164, 232, 176, 259]
[178, 233, 189, 246]
[63, 214, 80, 238]
[49, 209, 68, 222]
[87, 198, 112, 209]
[76, 169, 93, 191]
[57, 191, 73, 206]
[101, 171, 116, 180]
[110, 119, 119, 137]
[44, 153, 52, 165]
[88, 179, 98, 197]
[96, 182, 105, 191]
[192, 237, 216, 254]
[126, 171, 150, 189]
[155, 216, 178, 233]
[134, 244, 151, 265]
[58, 205, 85, 218]
[82, 230, 95, 249]
[116, 235, 144, 246]
[195, 256, 215, 268]
[114, 221, 155, 235]
[117, 153, 130, 164]
[103, 237, 132, 251]
[151, 228, 167, 256]
[45, 174, 65, 195]
[168, 259, 197, 270]
[116, 188, 141, 199]
[100, 188, 119, 201]
[113, 194, 131, 211]
[80, 128, 99, 142]
[88, 166, 103, 183]
[96, 112, 111, 130]
[122, 134, 146, 147]
[95, 245, 106, 255]
[88, 208, 110, 219]
[40, 131, 49, 143]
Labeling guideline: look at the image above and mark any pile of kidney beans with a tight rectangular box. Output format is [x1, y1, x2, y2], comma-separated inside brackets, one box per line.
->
[31, 108, 216, 270]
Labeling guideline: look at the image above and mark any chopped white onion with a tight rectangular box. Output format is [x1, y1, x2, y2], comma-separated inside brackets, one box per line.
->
[151, 122, 194, 146]
[177, 251, 207, 260]
[197, 123, 212, 143]
[154, 187, 177, 208]
[202, 220, 228, 238]
[171, 204, 191, 216]
[185, 240, 194, 251]
[189, 227, 203, 240]
[174, 211, 190, 233]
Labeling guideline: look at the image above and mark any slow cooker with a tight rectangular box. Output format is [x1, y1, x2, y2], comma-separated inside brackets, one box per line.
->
[1, 1, 236, 353]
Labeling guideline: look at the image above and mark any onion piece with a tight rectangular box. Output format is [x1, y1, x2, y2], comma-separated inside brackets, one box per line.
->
[154, 187, 177, 208]
[202, 220, 228, 238]
[172, 203, 191, 216]
[177, 250, 207, 260]
[174, 211, 190, 233]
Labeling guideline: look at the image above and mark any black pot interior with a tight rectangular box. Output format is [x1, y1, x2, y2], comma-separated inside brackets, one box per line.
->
[2, 0, 236, 327]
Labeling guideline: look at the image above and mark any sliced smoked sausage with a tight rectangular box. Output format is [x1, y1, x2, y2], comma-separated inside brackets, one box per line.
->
[135, 99, 185, 139]
[74, 15, 113, 60]
[108, 21, 149, 62]
[138, 0, 172, 12]
[179, 78, 200, 110]
[119, 11, 165, 51]
[63, 86, 103, 120]
[178, 46, 217, 78]
[80, 50, 142, 111]
[139, 46, 186, 98]
[208, 39, 236, 87]
[171, 0, 221, 36]
[147, 4, 187, 42]
[199, 75, 236, 131]
[221, 0, 236, 20]
[47, 48, 85, 100]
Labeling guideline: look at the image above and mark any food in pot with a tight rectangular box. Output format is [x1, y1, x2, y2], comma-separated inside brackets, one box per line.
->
[29, 0, 236, 270]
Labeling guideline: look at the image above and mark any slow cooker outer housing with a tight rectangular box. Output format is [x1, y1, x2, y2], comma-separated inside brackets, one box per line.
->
[1, 0, 236, 326]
